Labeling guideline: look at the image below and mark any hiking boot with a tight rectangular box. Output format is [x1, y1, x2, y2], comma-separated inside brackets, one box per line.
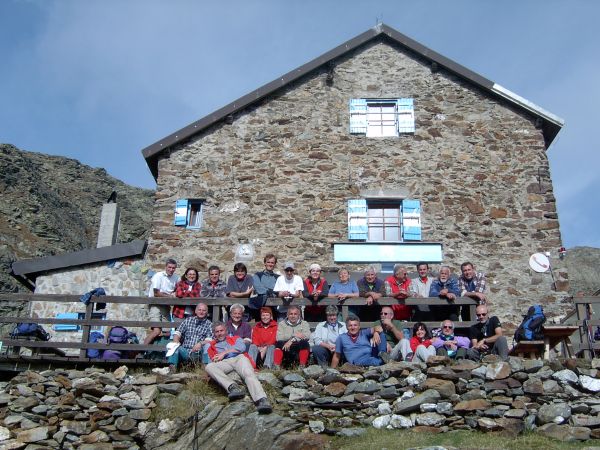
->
[227, 383, 244, 401]
[379, 352, 391, 363]
[255, 397, 272, 414]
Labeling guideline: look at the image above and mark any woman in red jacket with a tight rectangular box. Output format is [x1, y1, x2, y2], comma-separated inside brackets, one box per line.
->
[173, 268, 201, 319]
[248, 307, 281, 368]
[409, 322, 436, 363]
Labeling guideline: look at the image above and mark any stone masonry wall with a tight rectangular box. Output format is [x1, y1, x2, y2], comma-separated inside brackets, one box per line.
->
[32, 258, 151, 345]
[146, 38, 568, 327]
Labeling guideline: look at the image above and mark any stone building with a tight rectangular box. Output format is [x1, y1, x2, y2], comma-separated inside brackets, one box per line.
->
[140, 24, 568, 325]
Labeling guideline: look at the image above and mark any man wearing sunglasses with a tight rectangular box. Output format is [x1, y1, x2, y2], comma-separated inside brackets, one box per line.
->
[432, 320, 470, 359]
[467, 305, 509, 361]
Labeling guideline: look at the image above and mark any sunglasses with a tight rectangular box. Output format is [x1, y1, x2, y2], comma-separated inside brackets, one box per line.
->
[442, 325, 453, 329]
[285, 268, 294, 272]
[476, 313, 487, 317]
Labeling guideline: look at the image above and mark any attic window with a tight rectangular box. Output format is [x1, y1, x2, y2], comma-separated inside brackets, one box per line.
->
[174, 199, 204, 229]
[349, 98, 415, 136]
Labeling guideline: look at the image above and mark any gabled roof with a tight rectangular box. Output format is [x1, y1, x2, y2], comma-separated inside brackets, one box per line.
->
[141, 23, 564, 180]
[11, 240, 147, 291]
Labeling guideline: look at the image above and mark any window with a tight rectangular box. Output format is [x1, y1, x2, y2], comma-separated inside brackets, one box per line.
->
[347, 199, 421, 242]
[349, 98, 415, 136]
[174, 199, 204, 229]
[77, 312, 106, 332]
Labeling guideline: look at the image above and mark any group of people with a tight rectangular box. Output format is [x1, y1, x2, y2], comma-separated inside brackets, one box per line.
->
[145, 255, 508, 412]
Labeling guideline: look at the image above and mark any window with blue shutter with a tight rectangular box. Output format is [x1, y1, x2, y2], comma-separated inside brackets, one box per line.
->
[347, 199, 368, 240]
[401, 199, 422, 241]
[349, 98, 415, 136]
[347, 198, 423, 242]
[174, 199, 204, 229]
[349, 99, 368, 134]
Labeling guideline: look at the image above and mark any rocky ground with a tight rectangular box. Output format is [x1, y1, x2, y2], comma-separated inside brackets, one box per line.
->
[1, 356, 600, 449]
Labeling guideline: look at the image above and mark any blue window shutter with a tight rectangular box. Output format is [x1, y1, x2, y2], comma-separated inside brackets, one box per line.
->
[396, 98, 415, 133]
[174, 199, 189, 226]
[54, 312, 80, 331]
[349, 99, 368, 134]
[402, 199, 421, 241]
[348, 199, 368, 240]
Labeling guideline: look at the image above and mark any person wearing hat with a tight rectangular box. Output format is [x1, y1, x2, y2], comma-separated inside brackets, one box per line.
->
[303, 263, 330, 322]
[273, 261, 304, 319]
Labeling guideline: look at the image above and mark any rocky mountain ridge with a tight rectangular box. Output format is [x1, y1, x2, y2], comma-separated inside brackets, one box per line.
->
[0, 143, 154, 294]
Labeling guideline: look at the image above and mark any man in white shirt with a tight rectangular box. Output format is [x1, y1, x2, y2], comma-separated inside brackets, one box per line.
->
[410, 262, 433, 321]
[144, 258, 178, 345]
[273, 261, 304, 319]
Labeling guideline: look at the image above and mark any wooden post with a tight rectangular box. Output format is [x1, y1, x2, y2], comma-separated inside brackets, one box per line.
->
[79, 300, 94, 359]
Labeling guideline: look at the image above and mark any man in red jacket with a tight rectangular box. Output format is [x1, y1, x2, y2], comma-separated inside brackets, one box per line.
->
[248, 307, 280, 368]
[205, 321, 272, 414]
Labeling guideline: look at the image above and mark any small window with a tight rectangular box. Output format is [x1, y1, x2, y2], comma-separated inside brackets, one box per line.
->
[77, 312, 106, 332]
[174, 199, 204, 229]
[349, 98, 415, 136]
[347, 199, 422, 242]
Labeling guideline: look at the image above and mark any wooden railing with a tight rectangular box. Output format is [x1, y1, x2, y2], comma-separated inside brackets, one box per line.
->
[574, 296, 600, 358]
[0, 293, 478, 364]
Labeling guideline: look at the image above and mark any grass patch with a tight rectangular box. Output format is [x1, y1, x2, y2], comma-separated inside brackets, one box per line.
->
[332, 428, 600, 450]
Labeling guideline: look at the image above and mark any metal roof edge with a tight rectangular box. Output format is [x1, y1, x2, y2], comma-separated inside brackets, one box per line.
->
[492, 83, 565, 127]
[11, 240, 147, 276]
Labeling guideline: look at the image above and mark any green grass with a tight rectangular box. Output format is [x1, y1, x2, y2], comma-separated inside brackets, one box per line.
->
[332, 428, 600, 450]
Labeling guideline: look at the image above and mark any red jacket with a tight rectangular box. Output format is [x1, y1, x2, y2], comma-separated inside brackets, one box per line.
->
[173, 280, 202, 319]
[410, 335, 433, 352]
[385, 275, 412, 320]
[251, 320, 278, 346]
[207, 336, 255, 368]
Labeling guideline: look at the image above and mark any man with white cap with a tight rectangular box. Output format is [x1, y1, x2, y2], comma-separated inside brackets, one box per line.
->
[273, 261, 304, 319]
[303, 263, 330, 322]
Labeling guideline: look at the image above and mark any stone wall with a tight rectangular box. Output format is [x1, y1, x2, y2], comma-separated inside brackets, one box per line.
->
[146, 38, 568, 326]
[32, 258, 152, 345]
[1, 357, 599, 448]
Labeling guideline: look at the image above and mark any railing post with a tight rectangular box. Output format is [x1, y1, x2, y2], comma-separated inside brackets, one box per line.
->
[79, 299, 93, 358]
[576, 301, 589, 359]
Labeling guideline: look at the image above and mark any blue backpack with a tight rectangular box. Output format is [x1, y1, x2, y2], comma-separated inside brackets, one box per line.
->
[11, 323, 50, 341]
[87, 331, 105, 358]
[514, 305, 546, 342]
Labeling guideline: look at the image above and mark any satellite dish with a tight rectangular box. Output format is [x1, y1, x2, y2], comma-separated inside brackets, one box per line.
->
[529, 253, 550, 273]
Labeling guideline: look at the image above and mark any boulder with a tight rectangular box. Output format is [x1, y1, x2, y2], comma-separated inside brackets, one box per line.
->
[422, 378, 456, 398]
[537, 423, 591, 442]
[537, 403, 571, 425]
[486, 362, 511, 380]
[454, 399, 492, 413]
[393, 389, 440, 414]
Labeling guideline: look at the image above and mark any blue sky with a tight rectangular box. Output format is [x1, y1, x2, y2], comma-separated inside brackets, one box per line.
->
[1, 0, 598, 249]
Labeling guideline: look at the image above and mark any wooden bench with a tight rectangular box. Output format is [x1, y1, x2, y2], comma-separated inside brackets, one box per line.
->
[510, 340, 544, 359]
[0, 293, 478, 367]
[3, 335, 67, 357]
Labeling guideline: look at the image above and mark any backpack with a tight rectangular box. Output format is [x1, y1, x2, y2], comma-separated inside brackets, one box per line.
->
[102, 349, 122, 360]
[11, 323, 50, 341]
[87, 331, 105, 358]
[107, 326, 129, 344]
[514, 305, 546, 342]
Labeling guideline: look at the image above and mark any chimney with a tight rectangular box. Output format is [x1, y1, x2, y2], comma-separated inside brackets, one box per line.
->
[97, 191, 120, 248]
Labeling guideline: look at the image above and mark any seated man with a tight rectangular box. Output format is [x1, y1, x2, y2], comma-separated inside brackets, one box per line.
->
[467, 305, 509, 361]
[226, 304, 252, 351]
[311, 305, 347, 367]
[384, 264, 413, 321]
[331, 315, 388, 368]
[303, 263, 330, 322]
[458, 261, 487, 306]
[273, 262, 304, 319]
[167, 303, 213, 371]
[379, 306, 412, 361]
[250, 253, 280, 321]
[409, 262, 433, 321]
[428, 266, 461, 321]
[356, 266, 386, 322]
[275, 305, 310, 368]
[145, 258, 178, 346]
[205, 321, 272, 414]
[432, 320, 470, 359]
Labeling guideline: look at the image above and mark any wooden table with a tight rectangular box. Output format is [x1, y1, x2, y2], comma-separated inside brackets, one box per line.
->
[541, 325, 579, 359]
